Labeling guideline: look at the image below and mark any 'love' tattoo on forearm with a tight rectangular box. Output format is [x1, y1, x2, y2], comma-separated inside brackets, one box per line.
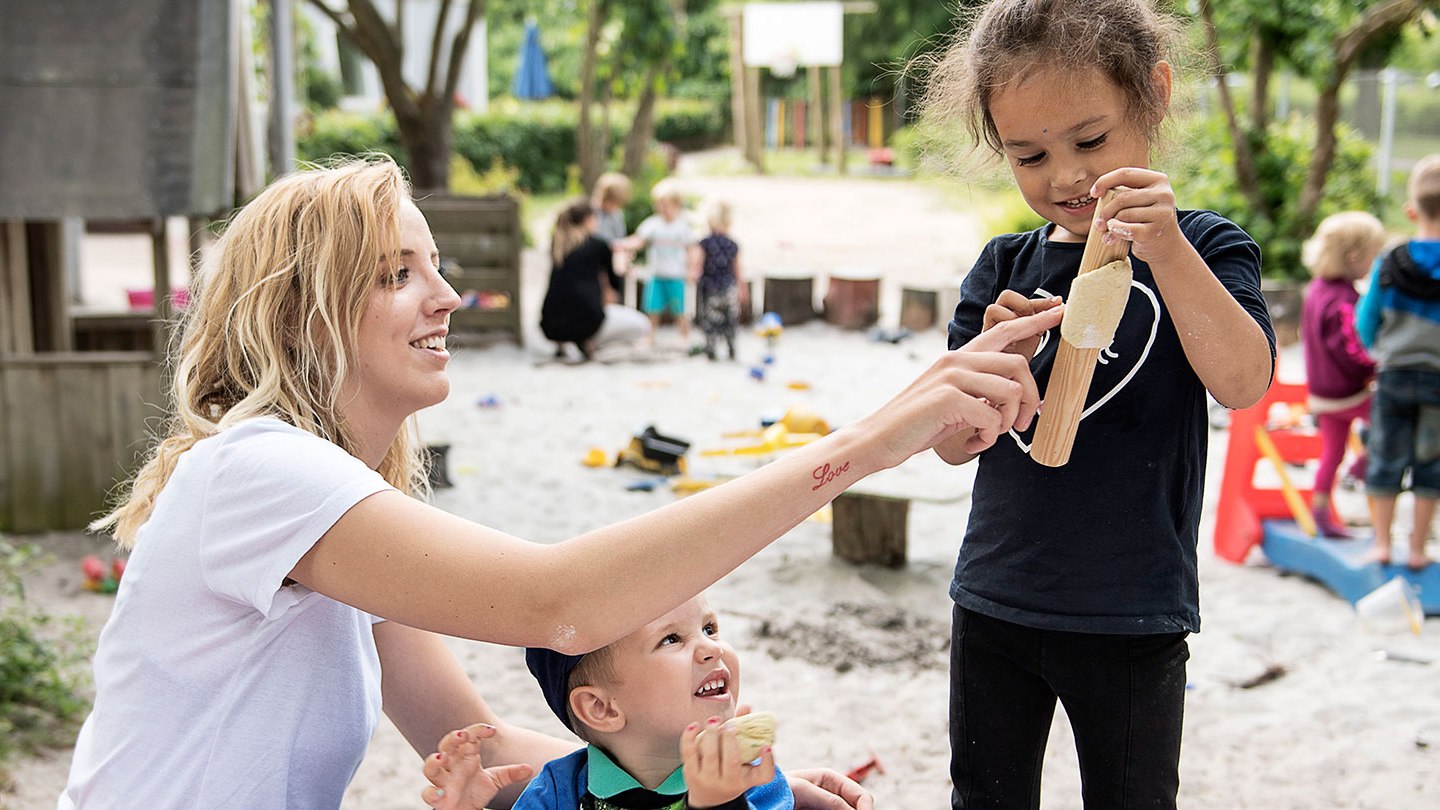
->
[811, 461, 851, 491]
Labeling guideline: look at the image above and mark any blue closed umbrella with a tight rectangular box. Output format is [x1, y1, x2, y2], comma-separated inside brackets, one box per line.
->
[512, 20, 554, 100]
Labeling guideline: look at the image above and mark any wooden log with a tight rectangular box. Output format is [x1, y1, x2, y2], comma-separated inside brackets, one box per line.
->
[823, 274, 879, 329]
[899, 286, 939, 331]
[1030, 189, 1130, 467]
[831, 491, 909, 567]
[763, 275, 816, 325]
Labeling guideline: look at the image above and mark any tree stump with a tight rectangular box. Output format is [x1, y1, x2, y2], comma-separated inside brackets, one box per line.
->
[823, 274, 880, 329]
[831, 491, 909, 567]
[738, 279, 755, 326]
[899, 286, 939, 331]
[763, 275, 816, 325]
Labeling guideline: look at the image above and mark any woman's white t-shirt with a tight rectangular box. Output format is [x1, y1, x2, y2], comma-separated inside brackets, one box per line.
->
[59, 418, 395, 809]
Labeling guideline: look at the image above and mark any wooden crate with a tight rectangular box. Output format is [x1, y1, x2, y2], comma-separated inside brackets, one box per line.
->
[0, 352, 163, 532]
[415, 195, 523, 344]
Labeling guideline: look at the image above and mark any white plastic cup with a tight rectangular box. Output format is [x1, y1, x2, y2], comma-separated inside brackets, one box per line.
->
[1355, 577, 1424, 636]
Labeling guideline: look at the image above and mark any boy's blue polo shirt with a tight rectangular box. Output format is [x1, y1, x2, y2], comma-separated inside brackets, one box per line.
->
[513, 745, 793, 810]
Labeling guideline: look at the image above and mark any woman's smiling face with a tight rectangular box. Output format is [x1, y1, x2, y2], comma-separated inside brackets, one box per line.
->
[341, 200, 461, 433]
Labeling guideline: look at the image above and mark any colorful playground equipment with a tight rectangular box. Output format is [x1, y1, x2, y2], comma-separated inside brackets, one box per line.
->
[1213, 381, 1440, 614]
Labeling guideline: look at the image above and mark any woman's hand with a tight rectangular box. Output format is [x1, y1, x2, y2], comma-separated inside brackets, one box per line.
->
[421, 724, 534, 809]
[1091, 169, 1184, 265]
[982, 290, 1063, 361]
[856, 305, 1063, 468]
[681, 718, 777, 808]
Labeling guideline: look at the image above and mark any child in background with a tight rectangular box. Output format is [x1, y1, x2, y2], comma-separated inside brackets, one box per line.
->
[923, 0, 1275, 807]
[593, 172, 633, 246]
[593, 172, 635, 278]
[628, 179, 700, 346]
[425, 594, 790, 810]
[694, 199, 747, 361]
[1355, 153, 1440, 571]
[1300, 211, 1385, 538]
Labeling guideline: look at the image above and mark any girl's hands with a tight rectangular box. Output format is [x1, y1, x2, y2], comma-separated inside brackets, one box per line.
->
[421, 724, 534, 809]
[1091, 169, 1184, 265]
[682, 717, 777, 809]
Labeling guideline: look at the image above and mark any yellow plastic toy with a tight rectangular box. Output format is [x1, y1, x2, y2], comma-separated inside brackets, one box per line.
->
[703, 406, 831, 457]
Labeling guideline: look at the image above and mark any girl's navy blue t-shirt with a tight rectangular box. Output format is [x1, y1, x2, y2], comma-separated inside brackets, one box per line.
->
[947, 210, 1274, 634]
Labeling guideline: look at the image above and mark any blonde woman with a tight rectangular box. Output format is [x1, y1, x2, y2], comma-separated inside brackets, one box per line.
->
[58, 157, 1062, 809]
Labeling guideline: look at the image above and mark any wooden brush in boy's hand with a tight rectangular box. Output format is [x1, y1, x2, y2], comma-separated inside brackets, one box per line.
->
[1030, 189, 1132, 467]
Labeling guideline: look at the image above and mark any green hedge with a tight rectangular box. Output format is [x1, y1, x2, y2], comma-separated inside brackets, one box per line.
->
[1171, 114, 1382, 281]
[297, 98, 728, 195]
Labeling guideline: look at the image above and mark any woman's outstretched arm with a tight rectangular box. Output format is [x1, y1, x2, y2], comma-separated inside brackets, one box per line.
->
[290, 307, 1062, 652]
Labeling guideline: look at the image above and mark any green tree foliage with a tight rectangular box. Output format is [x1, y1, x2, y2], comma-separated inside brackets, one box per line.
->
[1194, 0, 1437, 271]
[1177, 114, 1381, 280]
[843, 0, 966, 112]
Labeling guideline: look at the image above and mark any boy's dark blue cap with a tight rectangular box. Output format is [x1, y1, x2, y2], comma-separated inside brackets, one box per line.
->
[525, 647, 586, 731]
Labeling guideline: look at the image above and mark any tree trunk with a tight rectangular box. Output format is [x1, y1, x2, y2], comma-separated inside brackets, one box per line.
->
[577, 0, 609, 193]
[1250, 36, 1272, 132]
[396, 102, 455, 194]
[621, 57, 668, 177]
[1299, 0, 1427, 227]
[1197, 0, 1268, 219]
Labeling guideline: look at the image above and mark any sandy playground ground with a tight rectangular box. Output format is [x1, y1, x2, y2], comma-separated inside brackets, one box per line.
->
[5, 151, 1439, 809]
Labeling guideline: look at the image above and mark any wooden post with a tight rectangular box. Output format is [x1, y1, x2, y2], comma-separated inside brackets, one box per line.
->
[899, 286, 939, 331]
[809, 65, 826, 165]
[832, 491, 909, 567]
[152, 218, 172, 357]
[745, 66, 765, 172]
[829, 66, 846, 174]
[822, 273, 880, 329]
[2, 221, 33, 355]
[762, 276, 815, 325]
[727, 11, 748, 159]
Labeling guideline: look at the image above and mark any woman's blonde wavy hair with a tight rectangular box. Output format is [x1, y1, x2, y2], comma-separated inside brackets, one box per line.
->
[93, 156, 430, 548]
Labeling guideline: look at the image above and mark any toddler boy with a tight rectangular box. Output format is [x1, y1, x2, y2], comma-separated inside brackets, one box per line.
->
[428, 594, 789, 809]
[1356, 153, 1440, 570]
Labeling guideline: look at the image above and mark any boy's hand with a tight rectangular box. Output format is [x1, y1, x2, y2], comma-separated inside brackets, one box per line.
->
[982, 290, 1062, 361]
[682, 717, 777, 808]
[421, 724, 534, 809]
[1091, 169, 1183, 266]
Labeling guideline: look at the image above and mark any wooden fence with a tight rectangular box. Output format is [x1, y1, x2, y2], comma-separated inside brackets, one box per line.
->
[0, 352, 163, 532]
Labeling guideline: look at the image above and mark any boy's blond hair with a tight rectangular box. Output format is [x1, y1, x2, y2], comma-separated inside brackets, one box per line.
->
[705, 199, 733, 232]
[1302, 211, 1387, 281]
[1408, 153, 1440, 221]
[651, 178, 683, 206]
[593, 172, 633, 208]
[562, 645, 620, 743]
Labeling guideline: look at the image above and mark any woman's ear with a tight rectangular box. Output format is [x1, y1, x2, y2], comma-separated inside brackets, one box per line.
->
[570, 686, 625, 735]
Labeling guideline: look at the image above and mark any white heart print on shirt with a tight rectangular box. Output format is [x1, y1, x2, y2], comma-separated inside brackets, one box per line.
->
[1009, 280, 1162, 455]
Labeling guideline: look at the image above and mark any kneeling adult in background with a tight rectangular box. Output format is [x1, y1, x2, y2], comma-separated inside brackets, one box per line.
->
[539, 199, 650, 360]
